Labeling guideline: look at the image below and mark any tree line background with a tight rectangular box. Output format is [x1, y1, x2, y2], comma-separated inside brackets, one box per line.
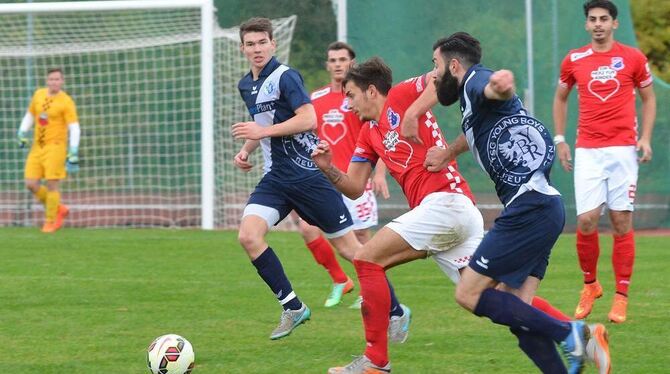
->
[218, 0, 669, 91]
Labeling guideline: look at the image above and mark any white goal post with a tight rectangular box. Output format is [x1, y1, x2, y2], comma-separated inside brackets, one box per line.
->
[0, 1, 297, 229]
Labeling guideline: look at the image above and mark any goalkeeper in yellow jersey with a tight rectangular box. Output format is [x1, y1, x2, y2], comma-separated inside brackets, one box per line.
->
[17, 68, 80, 233]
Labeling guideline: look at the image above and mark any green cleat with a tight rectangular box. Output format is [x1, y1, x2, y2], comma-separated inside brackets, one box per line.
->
[325, 277, 355, 307]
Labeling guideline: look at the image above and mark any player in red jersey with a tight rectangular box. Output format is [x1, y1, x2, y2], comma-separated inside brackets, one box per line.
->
[293, 42, 390, 308]
[314, 57, 484, 374]
[553, 0, 656, 325]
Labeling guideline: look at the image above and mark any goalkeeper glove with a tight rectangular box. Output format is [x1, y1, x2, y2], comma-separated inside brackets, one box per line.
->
[16, 130, 29, 148]
[66, 147, 79, 174]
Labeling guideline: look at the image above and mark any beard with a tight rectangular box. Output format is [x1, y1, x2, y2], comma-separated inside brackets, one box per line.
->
[435, 70, 460, 106]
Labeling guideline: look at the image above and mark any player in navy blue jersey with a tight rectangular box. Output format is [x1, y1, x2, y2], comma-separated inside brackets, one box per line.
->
[231, 17, 408, 341]
[415, 32, 611, 374]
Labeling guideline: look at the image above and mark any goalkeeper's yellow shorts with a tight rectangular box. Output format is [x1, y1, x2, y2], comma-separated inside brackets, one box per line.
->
[24, 143, 67, 180]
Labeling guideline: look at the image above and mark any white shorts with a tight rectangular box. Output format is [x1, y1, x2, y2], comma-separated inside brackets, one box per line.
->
[343, 181, 378, 230]
[574, 146, 638, 215]
[386, 192, 484, 284]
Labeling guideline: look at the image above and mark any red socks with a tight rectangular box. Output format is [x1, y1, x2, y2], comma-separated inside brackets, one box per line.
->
[306, 236, 348, 284]
[612, 230, 635, 295]
[354, 259, 390, 367]
[576, 229, 600, 283]
[531, 296, 571, 322]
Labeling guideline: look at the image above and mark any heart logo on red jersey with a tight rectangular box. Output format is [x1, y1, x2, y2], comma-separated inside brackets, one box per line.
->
[385, 140, 414, 168]
[587, 78, 620, 102]
[322, 122, 347, 144]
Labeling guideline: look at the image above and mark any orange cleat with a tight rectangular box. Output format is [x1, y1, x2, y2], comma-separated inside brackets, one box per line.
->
[41, 221, 58, 233]
[608, 293, 628, 323]
[575, 281, 603, 319]
[586, 323, 611, 374]
[54, 204, 70, 230]
[324, 277, 355, 307]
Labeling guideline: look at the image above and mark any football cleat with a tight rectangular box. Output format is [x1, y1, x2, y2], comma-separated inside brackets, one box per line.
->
[327, 355, 391, 374]
[349, 295, 363, 309]
[41, 221, 58, 233]
[586, 323, 611, 374]
[325, 277, 355, 307]
[388, 304, 411, 344]
[54, 204, 70, 230]
[560, 321, 589, 374]
[270, 303, 311, 340]
[574, 281, 603, 319]
[608, 293, 628, 323]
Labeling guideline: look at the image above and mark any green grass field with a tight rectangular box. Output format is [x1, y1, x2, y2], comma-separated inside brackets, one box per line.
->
[1, 228, 668, 373]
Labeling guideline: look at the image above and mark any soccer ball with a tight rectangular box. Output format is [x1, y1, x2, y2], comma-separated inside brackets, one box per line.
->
[146, 334, 195, 374]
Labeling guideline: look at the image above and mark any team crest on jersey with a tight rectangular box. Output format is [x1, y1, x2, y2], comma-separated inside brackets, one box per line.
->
[264, 82, 276, 95]
[340, 97, 351, 112]
[611, 57, 625, 71]
[387, 107, 400, 129]
[283, 132, 319, 170]
[487, 115, 554, 186]
[38, 112, 48, 126]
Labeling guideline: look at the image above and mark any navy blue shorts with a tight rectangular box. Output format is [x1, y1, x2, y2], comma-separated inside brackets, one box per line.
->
[244, 173, 353, 238]
[469, 191, 565, 289]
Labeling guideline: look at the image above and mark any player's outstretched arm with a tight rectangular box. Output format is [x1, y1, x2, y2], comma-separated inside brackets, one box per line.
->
[312, 140, 371, 200]
[484, 69, 516, 101]
[552, 85, 573, 172]
[233, 139, 260, 172]
[637, 84, 656, 163]
[424, 134, 469, 172]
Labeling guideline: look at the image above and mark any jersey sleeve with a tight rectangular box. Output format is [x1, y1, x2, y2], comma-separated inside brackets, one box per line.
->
[64, 95, 79, 124]
[463, 70, 490, 109]
[351, 124, 378, 164]
[558, 53, 575, 89]
[633, 50, 653, 88]
[279, 69, 311, 111]
[27, 91, 38, 117]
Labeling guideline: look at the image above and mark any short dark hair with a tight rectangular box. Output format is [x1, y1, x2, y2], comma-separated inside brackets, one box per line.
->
[46, 67, 63, 76]
[583, 0, 618, 20]
[433, 32, 482, 69]
[343, 57, 392, 96]
[239, 17, 273, 43]
[326, 41, 356, 60]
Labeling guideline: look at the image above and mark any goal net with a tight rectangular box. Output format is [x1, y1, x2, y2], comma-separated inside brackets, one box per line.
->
[0, 1, 296, 229]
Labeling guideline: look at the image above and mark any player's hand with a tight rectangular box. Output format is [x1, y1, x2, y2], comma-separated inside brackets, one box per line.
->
[489, 70, 515, 98]
[311, 140, 333, 170]
[66, 147, 79, 174]
[232, 121, 267, 140]
[424, 146, 451, 172]
[556, 142, 573, 172]
[371, 171, 390, 200]
[636, 138, 653, 163]
[400, 114, 423, 145]
[16, 130, 29, 148]
[233, 150, 253, 172]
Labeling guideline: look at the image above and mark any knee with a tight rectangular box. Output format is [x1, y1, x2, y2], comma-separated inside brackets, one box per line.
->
[577, 216, 598, 234]
[611, 217, 632, 235]
[238, 229, 263, 254]
[25, 181, 38, 193]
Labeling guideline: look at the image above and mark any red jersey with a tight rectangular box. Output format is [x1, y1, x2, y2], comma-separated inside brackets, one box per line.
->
[558, 41, 653, 148]
[352, 75, 474, 209]
[311, 85, 365, 171]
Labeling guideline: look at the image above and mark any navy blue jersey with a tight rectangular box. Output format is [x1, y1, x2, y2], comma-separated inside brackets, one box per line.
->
[238, 57, 320, 182]
[459, 64, 559, 205]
